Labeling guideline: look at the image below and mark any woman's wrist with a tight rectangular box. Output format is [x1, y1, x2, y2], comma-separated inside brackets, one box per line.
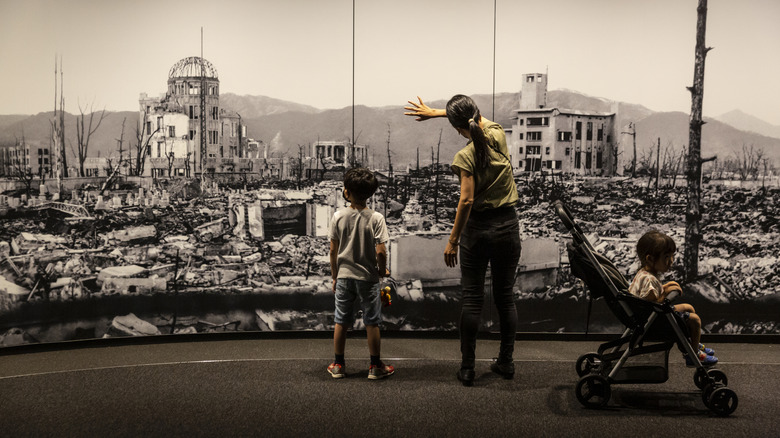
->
[448, 237, 459, 245]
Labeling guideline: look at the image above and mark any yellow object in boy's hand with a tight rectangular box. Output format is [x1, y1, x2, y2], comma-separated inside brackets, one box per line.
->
[381, 286, 392, 307]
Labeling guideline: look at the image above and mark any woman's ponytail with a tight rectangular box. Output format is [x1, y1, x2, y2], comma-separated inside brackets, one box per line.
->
[469, 110, 489, 170]
[446, 95, 490, 170]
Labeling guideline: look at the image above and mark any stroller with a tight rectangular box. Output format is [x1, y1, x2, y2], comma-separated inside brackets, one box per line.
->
[553, 200, 738, 416]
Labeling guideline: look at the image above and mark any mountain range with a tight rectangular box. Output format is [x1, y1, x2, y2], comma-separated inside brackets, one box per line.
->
[2, 91, 778, 169]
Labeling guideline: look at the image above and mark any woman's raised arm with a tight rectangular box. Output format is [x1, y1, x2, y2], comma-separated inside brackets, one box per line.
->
[404, 96, 446, 121]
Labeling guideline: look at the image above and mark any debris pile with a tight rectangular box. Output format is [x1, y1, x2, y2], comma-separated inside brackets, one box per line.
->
[1, 174, 777, 340]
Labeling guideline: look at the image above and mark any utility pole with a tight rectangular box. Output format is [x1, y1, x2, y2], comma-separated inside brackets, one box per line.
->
[199, 28, 207, 190]
[386, 123, 393, 200]
[51, 55, 65, 195]
[684, 0, 712, 283]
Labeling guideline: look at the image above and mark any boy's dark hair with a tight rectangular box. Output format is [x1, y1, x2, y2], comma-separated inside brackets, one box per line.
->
[344, 167, 379, 202]
[636, 230, 677, 267]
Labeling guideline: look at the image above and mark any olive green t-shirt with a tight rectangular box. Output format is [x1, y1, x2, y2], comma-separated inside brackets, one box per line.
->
[451, 121, 519, 211]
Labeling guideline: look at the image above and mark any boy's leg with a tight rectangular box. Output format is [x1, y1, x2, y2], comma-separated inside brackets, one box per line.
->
[334, 323, 347, 357]
[358, 281, 394, 379]
[357, 281, 383, 360]
[329, 279, 356, 377]
[366, 324, 380, 357]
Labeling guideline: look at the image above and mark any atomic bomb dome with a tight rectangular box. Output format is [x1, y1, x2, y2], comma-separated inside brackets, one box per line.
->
[168, 56, 219, 79]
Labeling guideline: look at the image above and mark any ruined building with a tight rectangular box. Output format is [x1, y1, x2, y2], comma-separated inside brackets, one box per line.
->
[508, 73, 619, 175]
[138, 57, 288, 179]
[0, 140, 51, 179]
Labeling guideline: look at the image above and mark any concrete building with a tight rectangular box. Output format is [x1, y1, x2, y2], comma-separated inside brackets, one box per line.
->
[139, 56, 248, 177]
[0, 140, 51, 179]
[312, 140, 371, 169]
[508, 73, 619, 176]
[82, 157, 109, 177]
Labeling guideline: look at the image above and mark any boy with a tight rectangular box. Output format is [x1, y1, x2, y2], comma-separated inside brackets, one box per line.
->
[327, 167, 394, 380]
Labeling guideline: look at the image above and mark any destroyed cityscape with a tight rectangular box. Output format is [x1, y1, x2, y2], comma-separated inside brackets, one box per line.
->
[1, 172, 777, 347]
[1, 61, 778, 347]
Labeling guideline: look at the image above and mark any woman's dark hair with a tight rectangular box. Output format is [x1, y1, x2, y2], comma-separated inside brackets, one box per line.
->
[343, 167, 379, 201]
[636, 230, 677, 268]
[446, 94, 489, 170]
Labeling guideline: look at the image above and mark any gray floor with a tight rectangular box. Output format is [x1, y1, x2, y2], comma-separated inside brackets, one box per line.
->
[1, 337, 779, 437]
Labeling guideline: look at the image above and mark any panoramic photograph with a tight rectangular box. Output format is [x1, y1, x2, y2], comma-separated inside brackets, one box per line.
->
[0, 0, 778, 347]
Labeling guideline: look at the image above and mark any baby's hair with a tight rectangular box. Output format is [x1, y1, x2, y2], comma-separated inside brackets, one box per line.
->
[636, 230, 677, 268]
[343, 167, 379, 202]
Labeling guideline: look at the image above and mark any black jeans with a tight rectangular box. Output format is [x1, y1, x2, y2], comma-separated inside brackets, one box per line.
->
[458, 206, 521, 369]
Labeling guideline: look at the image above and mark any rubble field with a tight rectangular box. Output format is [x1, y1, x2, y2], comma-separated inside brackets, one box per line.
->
[1, 176, 778, 345]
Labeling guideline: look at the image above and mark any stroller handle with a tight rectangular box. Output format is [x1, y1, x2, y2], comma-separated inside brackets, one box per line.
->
[554, 200, 576, 231]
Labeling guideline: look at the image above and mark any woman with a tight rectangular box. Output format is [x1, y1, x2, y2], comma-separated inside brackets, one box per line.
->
[404, 95, 521, 386]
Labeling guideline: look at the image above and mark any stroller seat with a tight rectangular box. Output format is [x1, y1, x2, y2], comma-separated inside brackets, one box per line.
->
[553, 200, 738, 416]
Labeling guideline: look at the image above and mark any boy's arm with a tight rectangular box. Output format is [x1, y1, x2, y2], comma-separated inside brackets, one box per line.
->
[376, 242, 388, 277]
[329, 239, 339, 292]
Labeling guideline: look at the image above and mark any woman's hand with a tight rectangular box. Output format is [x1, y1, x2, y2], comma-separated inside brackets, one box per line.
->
[404, 96, 443, 121]
[444, 241, 458, 268]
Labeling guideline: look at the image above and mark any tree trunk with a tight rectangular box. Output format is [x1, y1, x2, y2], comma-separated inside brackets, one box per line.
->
[655, 137, 661, 196]
[684, 0, 711, 282]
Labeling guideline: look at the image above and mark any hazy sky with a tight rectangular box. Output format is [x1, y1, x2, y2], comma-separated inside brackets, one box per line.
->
[1, 0, 779, 124]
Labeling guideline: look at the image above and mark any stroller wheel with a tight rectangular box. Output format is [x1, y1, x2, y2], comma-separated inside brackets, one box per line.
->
[575, 353, 603, 377]
[694, 368, 728, 390]
[575, 374, 611, 408]
[701, 382, 723, 406]
[706, 386, 738, 417]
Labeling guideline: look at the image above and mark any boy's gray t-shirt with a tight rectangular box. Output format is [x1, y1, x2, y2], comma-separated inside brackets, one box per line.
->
[328, 207, 389, 283]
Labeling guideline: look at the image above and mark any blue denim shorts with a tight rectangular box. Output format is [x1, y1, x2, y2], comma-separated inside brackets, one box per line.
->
[334, 278, 382, 326]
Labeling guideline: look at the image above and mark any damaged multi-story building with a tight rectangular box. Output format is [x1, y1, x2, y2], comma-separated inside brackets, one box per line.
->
[507, 73, 621, 175]
[0, 139, 52, 179]
[138, 56, 289, 179]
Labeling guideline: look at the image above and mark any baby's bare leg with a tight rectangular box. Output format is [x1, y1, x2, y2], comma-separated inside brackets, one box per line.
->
[673, 303, 695, 313]
[686, 313, 702, 350]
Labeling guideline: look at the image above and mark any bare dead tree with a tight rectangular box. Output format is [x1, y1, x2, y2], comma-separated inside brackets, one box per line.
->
[654, 137, 661, 196]
[434, 128, 442, 223]
[637, 146, 655, 190]
[621, 122, 637, 178]
[134, 109, 161, 176]
[100, 117, 127, 196]
[733, 143, 764, 181]
[670, 143, 687, 189]
[184, 151, 192, 178]
[684, 0, 712, 282]
[760, 158, 772, 189]
[11, 153, 35, 198]
[296, 144, 305, 189]
[660, 140, 683, 188]
[75, 102, 107, 177]
[166, 151, 176, 178]
[611, 142, 623, 176]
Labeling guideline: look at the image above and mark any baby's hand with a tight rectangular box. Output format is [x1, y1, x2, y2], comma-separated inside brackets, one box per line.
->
[663, 281, 682, 295]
